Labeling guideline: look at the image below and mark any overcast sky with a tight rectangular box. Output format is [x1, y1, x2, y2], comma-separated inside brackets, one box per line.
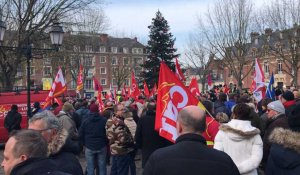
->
[104, 0, 265, 57]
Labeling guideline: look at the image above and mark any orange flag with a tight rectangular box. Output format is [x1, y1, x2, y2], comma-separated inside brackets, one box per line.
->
[156, 62, 205, 142]
[143, 81, 150, 97]
[76, 64, 84, 93]
[188, 77, 200, 97]
[130, 71, 140, 98]
[43, 68, 67, 108]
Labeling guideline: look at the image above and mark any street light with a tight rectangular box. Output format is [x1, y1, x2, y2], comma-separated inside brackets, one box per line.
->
[0, 18, 64, 118]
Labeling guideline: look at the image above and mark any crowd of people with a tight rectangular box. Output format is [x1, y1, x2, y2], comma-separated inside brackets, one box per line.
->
[2, 86, 300, 175]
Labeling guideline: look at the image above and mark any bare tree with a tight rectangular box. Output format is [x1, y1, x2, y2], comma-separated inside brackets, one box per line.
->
[197, 0, 256, 89]
[111, 62, 131, 90]
[0, 0, 104, 90]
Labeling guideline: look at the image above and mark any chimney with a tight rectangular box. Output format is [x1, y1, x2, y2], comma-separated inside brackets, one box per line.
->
[265, 28, 273, 36]
[133, 37, 137, 42]
[100, 34, 108, 43]
[250, 32, 259, 44]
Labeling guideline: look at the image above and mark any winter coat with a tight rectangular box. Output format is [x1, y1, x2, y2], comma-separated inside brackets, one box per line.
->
[266, 128, 300, 175]
[4, 110, 22, 132]
[202, 115, 220, 147]
[106, 115, 134, 155]
[143, 133, 240, 175]
[249, 109, 263, 133]
[48, 128, 83, 175]
[225, 99, 236, 116]
[214, 119, 263, 175]
[123, 111, 137, 138]
[79, 112, 108, 151]
[262, 113, 289, 168]
[101, 107, 114, 119]
[135, 110, 173, 167]
[10, 157, 71, 175]
[56, 111, 79, 140]
[214, 100, 229, 116]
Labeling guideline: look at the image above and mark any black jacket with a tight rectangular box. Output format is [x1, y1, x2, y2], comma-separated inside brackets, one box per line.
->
[135, 110, 172, 167]
[79, 112, 108, 150]
[143, 133, 240, 175]
[10, 157, 71, 175]
[266, 128, 300, 175]
[4, 110, 22, 132]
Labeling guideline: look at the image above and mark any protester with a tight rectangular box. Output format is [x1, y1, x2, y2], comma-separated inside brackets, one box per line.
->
[1, 129, 70, 175]
[214, 103, 263, 175]
[31, 102, 43, 116]
[79, 104, 108, 175]
[225, 93, 237, 117]
[28, 110, 83, 175]
[4, 105, 22, 133]
[144, 105, 240, 175]
[280, 90, 296, 117]
[135, 102, 172, 168]
[266, 103, 300, 174]
[106, 104, 135, 175]
[215, 112, 230, 123]
[214, 92, 228, 115]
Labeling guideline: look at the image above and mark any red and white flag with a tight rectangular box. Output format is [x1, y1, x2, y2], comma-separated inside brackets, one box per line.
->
[156, 62, 206, 142]
[253, 58, 265, 102]
[188, 77, 201, 97]
[76, 64, 84, 93]
[207, 73, 213, 90]
[175, 58, 185, 81]
[143, 81, 150, 97]
[130, 71, 140, 98]
[43, 68, 67, 108]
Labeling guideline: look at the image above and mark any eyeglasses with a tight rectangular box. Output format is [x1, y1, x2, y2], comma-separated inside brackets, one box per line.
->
[30, 128, 52, 133]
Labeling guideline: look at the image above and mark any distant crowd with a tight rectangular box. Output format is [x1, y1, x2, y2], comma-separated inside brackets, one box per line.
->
[2, 86, 300, 175]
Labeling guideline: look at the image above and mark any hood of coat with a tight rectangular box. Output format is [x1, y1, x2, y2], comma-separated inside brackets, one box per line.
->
[219, 119, 260, 141]
[269, 127, 300, 154]
[48, 128, 68, 156]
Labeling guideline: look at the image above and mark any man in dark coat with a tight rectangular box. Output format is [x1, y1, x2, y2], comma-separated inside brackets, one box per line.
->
[4, 105, 22, 133]
[2, 129, 70, 175]
[135, 102, 172, 168]
[143, 105, 240, 175]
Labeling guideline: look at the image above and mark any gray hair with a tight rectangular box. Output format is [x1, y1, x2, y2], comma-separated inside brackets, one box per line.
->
[29, 110, 61, 130]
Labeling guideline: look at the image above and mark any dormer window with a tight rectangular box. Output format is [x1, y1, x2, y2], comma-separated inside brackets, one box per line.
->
[111, 47, 118, 53]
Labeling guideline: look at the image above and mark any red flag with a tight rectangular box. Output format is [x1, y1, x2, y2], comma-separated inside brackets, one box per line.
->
[207, 73, 213, 90]
[223, 84, 230, 94]
[93, 76, 103, 92]
[130, 71, 140, 98]
[122, 84, 126, 96]
[43, 68, 67, 108]
[175, 58, 185, 81]
[188, 77, 200, 97]
[76, 64, 84, 93]
[150, 83, 157, 97]
[143, 81, 150, 97]
[93, 76, 104, 111]
[156, 62, 206, 142]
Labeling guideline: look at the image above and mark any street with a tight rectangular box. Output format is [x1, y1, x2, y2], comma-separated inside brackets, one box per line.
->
[0, 148, 143, 175]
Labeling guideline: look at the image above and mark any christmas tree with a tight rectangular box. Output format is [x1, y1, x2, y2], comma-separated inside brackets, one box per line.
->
[141, 10, 179, 88]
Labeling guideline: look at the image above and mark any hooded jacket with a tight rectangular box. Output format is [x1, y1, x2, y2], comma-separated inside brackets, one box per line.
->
[266, 128, 300, 175]
[214, 119, 263, 175]
[56, 111, 79, 140]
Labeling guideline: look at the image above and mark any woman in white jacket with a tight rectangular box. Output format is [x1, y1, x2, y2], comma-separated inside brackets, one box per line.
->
[214, 103, 263, 175]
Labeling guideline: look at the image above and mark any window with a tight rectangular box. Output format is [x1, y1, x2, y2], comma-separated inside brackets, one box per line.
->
[71, 80, 76, 89]
[85, 79, 93, 89]
[29, 66, 35, 75]
[100, 46, 106, 53]
[112, 78, 117, 86]
[83, 56, 93, 66]
[44, 58, 51, 65]
[125, 78, 130, 86]
[264, 61, 269, 73]
[16, 65, 22, 77]
[132, 48, 138, 54]
[111, 47, 118, 53]
[100, 78, 106, 85]
[134, 57, 143, 64]
[111, 57, 118, 65]
[263, 45, 269, 56]
[43, 66, 52, 76]
[278, 60, 282, 73]
[123, 47, 129, 53]
[70, 57, 78, 66]
[73, 45, 80, 52]
[85, 45, 92, 52]
[138, 48, 143, 54]
[87, 68, 94, 77]
[100, 67, 106, 74]
[100, 56, 106, 63]
[123, 57, 129, 65]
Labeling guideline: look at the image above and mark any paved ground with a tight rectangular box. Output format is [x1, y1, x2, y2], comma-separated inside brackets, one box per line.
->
[0, 148, 143, 175]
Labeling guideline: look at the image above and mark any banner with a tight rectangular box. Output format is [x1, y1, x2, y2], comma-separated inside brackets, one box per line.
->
[188, 77, 200, 97]
[156, 62, 206, 142]
[253, 58, 265, 102]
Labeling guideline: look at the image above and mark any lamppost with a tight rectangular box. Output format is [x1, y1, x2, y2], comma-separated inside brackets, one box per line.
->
[0, 18, 64, 118]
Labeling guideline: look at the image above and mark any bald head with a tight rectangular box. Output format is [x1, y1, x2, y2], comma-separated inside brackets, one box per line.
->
[177, 105, 206, 135]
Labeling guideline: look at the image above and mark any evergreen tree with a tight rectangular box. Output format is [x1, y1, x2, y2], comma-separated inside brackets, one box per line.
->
[141, 11, 179, 88]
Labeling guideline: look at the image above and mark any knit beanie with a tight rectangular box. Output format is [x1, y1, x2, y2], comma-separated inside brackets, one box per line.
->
[282, 91, 295, 101]
[287, 103, 300, 132]
[62, 102, 75, 112]
[89, 104, 99, 113]
[267, 100, 285, 114]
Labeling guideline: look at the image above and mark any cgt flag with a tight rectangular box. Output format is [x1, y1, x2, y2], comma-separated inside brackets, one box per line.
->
[130, 71, 140, 98]
[76, 64, 84, 93]
[43, 67, 67, 108]
[156, 62, 206, 142]
[143, 81, 150, 97]
[188, 77, 200, 97]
